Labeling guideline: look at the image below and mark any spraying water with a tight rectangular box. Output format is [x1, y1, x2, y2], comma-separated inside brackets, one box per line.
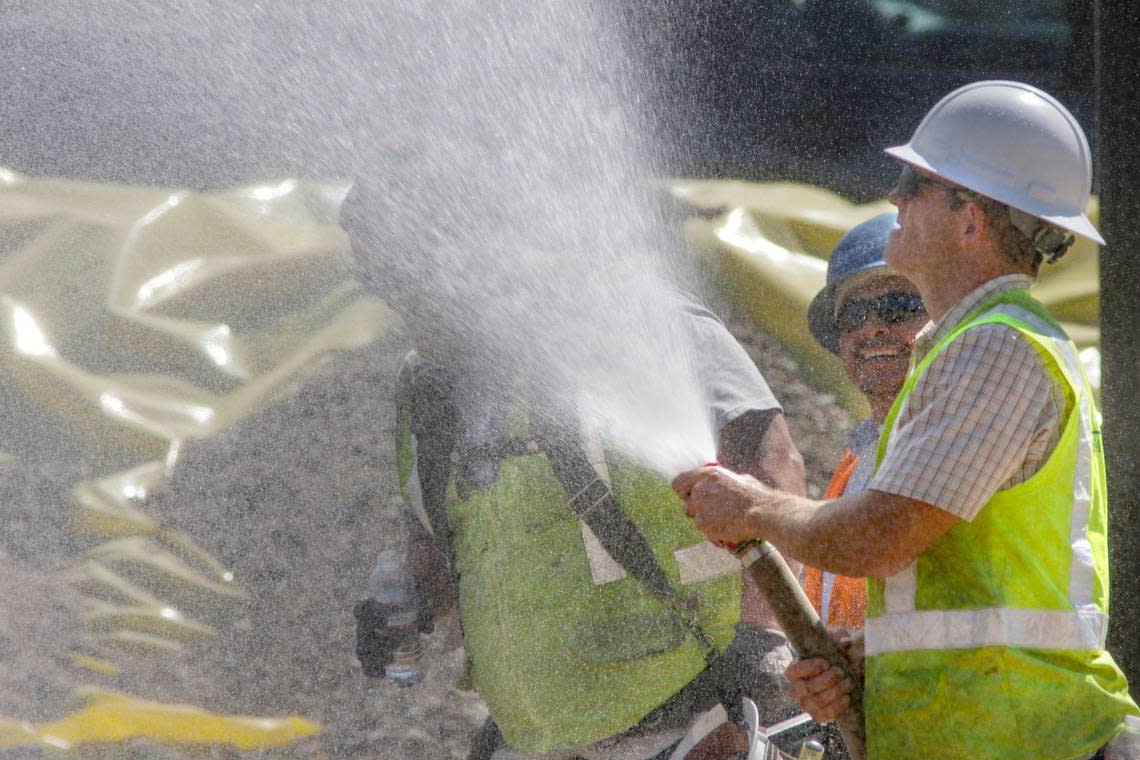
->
[346, 0, 722, 476]
[3, 0, 750, 491]
[0, 1, 786, 753]
[11, 0, 724, 475]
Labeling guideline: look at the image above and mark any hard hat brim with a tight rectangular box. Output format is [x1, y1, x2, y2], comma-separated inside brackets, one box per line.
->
[807, 265, 891, 355]
[884, 144, 1106, 246]
[807, 287, 841, 355]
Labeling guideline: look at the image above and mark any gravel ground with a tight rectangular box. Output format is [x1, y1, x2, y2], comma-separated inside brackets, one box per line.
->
[1, 283, 852, 759]
[0, 462, 88, 724]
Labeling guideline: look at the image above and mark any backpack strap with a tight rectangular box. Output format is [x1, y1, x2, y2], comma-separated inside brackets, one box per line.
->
[533, 419, 719, 667]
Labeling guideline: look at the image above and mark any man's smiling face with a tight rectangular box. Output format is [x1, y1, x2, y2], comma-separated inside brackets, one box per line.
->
[836, 275, 928, 414]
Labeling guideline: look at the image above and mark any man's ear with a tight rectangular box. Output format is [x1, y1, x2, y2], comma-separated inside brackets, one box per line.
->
[961, 202, 986, 242]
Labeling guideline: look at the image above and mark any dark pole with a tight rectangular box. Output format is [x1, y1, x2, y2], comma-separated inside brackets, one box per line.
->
[1094, 0, 1140, 696]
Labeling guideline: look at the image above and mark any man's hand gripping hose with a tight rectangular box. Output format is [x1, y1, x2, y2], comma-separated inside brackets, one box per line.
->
[699, 463, 866, 760]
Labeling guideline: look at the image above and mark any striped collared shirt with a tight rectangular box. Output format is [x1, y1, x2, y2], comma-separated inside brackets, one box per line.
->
[869, 274, 1067, 521]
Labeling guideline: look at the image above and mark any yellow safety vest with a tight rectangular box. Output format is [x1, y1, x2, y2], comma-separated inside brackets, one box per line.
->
[866, 290, 1138, 759]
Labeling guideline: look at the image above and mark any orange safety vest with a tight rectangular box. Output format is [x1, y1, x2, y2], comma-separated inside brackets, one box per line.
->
[803, 449, 867, 629]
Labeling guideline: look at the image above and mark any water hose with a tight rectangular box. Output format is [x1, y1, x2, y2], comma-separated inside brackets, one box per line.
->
[697, 464, 865, 759]
[733, 539, 866, 760]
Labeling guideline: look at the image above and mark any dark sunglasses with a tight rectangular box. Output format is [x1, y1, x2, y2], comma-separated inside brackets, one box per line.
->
[836, 291, 927, 334]
[893, 165, 972, 201]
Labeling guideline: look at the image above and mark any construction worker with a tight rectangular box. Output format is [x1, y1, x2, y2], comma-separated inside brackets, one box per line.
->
[802, 212, 927, 631]
[796, 213, 927, 760]
[673, 80, 1139, 759]
[341, 179, 814, 760]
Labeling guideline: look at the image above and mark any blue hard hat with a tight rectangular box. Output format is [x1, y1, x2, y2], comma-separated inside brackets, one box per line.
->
[808, 212, 898, 354]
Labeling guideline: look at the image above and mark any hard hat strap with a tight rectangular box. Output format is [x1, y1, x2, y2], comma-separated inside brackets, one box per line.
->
[1008, 206, 1076, 264]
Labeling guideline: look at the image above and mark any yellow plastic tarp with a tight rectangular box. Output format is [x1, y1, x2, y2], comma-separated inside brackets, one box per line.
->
[0, 690, 320, 751]
[672, 179, 1102, 416]
[0, 168, 392, 471]
[0, 168, 399, 750]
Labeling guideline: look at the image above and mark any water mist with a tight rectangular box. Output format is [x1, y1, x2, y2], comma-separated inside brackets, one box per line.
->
[353, 0, 721, 478]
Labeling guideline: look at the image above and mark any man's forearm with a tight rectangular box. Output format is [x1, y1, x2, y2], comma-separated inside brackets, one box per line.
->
[735, 488, 959, 578]
[676, 466, 962, 579]
[405, 532, 457, 621]
[735, 490, 881, 577]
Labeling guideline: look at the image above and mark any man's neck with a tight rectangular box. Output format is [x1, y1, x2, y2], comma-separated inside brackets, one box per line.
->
[915, 253, 1012, 322]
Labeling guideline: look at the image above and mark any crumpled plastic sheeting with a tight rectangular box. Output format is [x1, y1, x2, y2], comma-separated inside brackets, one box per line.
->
[66, 460, 250, 657]
[672, 179, 1102, 416]
[0, 167, 392, 471]
[0, 167, 394, 749]
[0, 689, 320, 751]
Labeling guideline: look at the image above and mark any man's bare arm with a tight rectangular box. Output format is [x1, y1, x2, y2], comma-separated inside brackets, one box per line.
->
[718, 410, 806, 626]
[718, 409, 806, 496]
[675, 467, 960, 578]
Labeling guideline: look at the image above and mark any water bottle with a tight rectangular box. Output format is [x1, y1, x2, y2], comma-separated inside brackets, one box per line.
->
[367, 549, 425, 686]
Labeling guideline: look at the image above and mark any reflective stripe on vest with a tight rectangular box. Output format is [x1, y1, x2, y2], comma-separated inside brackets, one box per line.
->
[867, 302, 1105, 656]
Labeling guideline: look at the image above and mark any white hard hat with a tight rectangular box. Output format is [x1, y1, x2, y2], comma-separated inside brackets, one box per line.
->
[885, 80, 1103, 246]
